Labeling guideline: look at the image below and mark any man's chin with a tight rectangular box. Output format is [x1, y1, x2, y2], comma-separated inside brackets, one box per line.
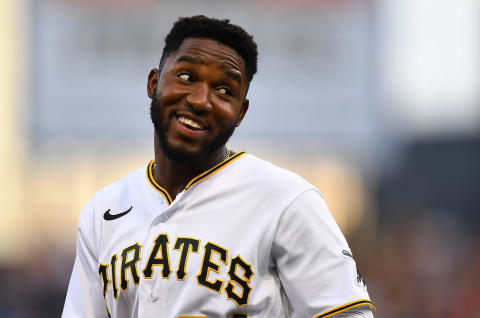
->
[162, 146, 201, 163]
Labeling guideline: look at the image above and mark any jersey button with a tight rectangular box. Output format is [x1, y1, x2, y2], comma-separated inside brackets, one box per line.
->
[149, 291, 157, 302]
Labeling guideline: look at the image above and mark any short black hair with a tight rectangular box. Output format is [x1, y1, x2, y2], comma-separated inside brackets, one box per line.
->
[159, 15, 258, 82]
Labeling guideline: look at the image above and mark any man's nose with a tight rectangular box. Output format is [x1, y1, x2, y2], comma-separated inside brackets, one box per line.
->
[186, 83, 212, 113]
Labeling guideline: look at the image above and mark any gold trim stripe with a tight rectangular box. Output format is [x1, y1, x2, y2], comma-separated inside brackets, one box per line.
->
[146, 160, 173, 205]
[185, 151, 246, 190]
[146, 152, 246, 205]
[314, 299, 375, 318]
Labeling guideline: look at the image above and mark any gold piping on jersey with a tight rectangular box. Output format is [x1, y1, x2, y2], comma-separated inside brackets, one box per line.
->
[314, 299, 376, 318]
[185, 151, 246, 189]
[147, 160, 173, 204]
[146, 151, 246, 205]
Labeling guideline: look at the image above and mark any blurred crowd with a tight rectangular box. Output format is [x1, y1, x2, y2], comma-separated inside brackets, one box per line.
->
[358, 214, 480, 317]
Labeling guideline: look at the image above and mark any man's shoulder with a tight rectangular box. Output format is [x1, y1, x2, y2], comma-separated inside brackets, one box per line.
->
[80, 163, 148, 216]
[237, 153, 315, 192]
[75, 163, 149, 250]
[95, 163, 148, 200]
[78, 163, 148, 223]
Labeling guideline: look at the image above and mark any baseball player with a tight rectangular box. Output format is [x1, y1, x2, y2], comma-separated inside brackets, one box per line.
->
[62, 15, 375, 318]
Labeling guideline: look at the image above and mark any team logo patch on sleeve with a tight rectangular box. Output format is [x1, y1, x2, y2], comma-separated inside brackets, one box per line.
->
[342, 250, 354, 259]
[356, 266, 366, 288]
[341, 250, 367, 288]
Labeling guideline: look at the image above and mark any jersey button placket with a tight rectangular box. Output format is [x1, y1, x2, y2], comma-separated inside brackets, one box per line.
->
[157, 214, 168, 223]
[144, 195, 183, 316]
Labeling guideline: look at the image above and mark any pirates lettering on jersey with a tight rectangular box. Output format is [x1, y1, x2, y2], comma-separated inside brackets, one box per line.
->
[98, 263, 112, 318]
[174, 237, 200, 280]
[111, 254, 119, 299]
[197, 242, 229, 293]
[120, 243, 142, 291]
[99, 235, 255, 307]
[225, 256, 255, 306]
[142, 233, 171, 279]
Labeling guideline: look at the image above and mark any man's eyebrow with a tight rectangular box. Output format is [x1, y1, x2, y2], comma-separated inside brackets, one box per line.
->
[224, 70, 242, 85]
[175, 55, 203, 65]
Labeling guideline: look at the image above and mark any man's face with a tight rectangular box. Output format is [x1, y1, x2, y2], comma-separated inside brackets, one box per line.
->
[148, 38, 250, 163]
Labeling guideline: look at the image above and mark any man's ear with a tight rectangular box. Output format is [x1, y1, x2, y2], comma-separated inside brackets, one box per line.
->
[235, 98, 249, 127]
[147, 68, 159, 99]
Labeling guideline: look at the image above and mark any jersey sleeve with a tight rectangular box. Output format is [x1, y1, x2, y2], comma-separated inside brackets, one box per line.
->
[62, 199, 109, 318]
[271, 189, 375, 318]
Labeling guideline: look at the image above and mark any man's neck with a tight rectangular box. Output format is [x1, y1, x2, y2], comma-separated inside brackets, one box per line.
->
[153, 135, 228, 200]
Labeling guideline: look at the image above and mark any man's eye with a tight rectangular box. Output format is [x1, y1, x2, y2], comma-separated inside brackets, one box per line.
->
[217, 87, 231, 96]
[178, 73, 192, 81]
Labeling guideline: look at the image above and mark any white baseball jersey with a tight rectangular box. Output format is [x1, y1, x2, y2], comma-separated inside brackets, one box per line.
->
[62, 152, 375, 318]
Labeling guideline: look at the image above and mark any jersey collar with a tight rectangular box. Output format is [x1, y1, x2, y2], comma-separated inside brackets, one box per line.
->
[146, 151, 246, 205]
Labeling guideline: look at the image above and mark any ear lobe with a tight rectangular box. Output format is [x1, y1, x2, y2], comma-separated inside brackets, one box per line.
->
[235, 99, 249, 127]
[147, 68, 159, 99]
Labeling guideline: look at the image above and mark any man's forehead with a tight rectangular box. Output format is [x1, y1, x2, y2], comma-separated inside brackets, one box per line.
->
[170, 38, 246, 77]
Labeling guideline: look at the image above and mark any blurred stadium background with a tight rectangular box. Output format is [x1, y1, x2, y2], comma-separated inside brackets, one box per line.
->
[1, 0, 479, 317]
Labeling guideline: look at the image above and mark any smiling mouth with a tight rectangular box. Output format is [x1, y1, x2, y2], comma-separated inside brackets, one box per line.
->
[177, 115, 206, 130]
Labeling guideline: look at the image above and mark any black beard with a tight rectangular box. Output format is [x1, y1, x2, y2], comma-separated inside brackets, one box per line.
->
[150, 94, 236, 163]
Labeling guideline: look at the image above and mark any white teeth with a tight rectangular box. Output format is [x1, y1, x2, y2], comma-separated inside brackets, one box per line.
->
[178, 116, 204, 129]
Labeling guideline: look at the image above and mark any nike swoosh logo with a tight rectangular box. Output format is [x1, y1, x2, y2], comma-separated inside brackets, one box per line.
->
[104, 206, 133, 221]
